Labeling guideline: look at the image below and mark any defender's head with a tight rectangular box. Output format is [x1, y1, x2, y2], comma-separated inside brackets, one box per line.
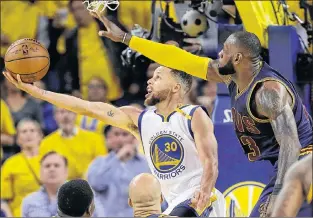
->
[57, 179, 95, 217]
[145, 66, 193, 106]
[128, 173, 163, 210]
[218, 31, 262, 75]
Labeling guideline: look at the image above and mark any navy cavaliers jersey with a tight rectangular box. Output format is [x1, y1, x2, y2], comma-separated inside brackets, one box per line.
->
[228, 62, 313, 162]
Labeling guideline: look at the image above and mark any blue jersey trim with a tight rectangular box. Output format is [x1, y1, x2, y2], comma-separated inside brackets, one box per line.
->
[138, 109, 148, 151]
[188, 106, 210, 139]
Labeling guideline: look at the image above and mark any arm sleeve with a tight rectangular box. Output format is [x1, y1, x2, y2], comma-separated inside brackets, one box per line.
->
[129, 36, 210, 80]
[1, 160, 13, 200]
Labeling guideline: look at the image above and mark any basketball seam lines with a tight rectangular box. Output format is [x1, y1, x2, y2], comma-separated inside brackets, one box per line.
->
[5, 56, 49, 62]
[6, 62, 50, 75]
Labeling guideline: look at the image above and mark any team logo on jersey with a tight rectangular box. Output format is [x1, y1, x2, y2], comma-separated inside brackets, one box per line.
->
[150, 134, 185, 180]
[223, 181, 265, 217]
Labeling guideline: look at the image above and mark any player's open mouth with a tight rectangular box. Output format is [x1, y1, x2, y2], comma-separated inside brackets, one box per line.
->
[145, 87, 152, 97]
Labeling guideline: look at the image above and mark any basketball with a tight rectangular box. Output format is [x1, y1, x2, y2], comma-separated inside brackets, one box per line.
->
[4, 38, 50, 83]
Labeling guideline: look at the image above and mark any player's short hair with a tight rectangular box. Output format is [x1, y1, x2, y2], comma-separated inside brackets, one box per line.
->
[57, 179, 94, 217]
[40, 151, 68, 166]
[171, 69, 193, 93]
[230, 31, 262, 59]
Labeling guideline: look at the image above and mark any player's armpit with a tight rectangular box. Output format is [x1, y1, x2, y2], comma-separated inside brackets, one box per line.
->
[86, 103, 141, 134]
[191, 107, 218, 195]
[255, 81, 301, 185]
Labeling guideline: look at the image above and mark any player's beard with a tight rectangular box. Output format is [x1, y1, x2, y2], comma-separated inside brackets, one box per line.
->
[144, 89, 171, 106]
[218, 58, 236, 75]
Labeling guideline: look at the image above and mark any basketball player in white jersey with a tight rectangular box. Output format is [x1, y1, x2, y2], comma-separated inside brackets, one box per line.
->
[3, 67, 225, 217]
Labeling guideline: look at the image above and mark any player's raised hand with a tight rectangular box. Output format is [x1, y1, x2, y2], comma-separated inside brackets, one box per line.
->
[3, 71, 41, 98]
[90, 10, 127, 43]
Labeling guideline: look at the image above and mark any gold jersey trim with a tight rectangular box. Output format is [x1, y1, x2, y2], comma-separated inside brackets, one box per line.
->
[246, 77, 296, 123]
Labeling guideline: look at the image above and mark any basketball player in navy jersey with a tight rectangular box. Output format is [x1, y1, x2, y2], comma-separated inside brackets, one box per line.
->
[90, 12, 313, 217]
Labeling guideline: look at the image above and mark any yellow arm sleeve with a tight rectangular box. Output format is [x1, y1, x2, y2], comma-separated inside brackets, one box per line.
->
[129, 36, 210, 80]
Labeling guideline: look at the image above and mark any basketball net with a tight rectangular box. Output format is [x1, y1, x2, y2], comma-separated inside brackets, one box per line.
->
[83, 0, 119, 13]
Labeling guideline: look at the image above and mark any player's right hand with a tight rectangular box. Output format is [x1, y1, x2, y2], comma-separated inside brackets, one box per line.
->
[90, 10, 126, 43]
[3, 72, 40, 98]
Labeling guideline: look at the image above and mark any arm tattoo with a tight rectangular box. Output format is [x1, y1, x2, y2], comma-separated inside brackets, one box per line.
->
[107, 110, 114, 117]
[257, 87, 301, 187]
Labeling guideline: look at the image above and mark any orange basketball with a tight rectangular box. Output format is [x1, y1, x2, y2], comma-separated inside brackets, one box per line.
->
[4, 38, 50, 83]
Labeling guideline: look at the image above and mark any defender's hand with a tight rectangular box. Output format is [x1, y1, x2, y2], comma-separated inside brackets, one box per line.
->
[90, 11, 127, 43]
[3, 72, 42, 98]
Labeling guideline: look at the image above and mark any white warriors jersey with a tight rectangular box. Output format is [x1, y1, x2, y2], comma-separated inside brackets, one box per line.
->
[139, 105, 209, 204]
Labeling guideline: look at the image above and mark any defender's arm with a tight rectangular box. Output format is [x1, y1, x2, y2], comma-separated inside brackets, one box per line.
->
[127, 36, 225, 83]
[93, 13, 225, 83]
[191, 107, 218, 204]
[256, 81, 301, 186]
[271, 155, 312, 217]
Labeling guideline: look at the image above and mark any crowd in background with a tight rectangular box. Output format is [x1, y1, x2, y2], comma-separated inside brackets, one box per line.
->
[0, 0, 310, 217]
[0, 1, 220, 217]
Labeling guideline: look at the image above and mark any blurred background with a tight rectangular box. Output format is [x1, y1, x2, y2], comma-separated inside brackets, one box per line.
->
[0, 0, 312, 217]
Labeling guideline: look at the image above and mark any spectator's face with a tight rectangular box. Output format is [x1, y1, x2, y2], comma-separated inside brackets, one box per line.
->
[87, 78, 107, 102]
[106, 127, 135, 151]
[5, 79, 20, 94]
[71, 1, 93, 27]
[41, 153, 68, 186]
[54, 108, 76, 131]
[17, 121, 42, 148]
[202, 81, 217, 98]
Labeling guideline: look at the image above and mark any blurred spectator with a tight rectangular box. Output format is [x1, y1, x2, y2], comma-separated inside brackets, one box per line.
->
[33, 81, 58, 135]
[75, 77, 108, 135]
[53, 0, 122, 100]
[1, 99, 16, 146]
[2, 80, 43, 127]
[1, 118, 43, 217]
[39, 108, 107, 180]
[22, 151, 68, 217]
[87, 126, 150, 217]
[184, 78, 201, 106]
[0, 1, 42, 73]
[197, 81, 217, 115]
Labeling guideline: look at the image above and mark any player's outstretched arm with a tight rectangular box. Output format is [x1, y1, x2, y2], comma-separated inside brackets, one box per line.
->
[271, 155, 312, 217]
[255, 81, 301, 215]
[190, 107, 218, 211]
[90, 11, 225, 83]
[3, 72, 140, 134]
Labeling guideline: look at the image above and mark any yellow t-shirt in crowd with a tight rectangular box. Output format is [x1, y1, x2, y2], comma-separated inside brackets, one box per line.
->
[1, 153, 41, 217]
[39, 128, 107, 180]
[78, 21, 121, 101]
[1, 99, 16, 135]
[75, 114, 107, 135]
[0, 1, 41, 56]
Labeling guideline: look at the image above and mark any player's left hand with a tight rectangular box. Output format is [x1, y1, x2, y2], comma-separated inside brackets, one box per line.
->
[2, 72, 40, 97]
[191, 190, 211, 213]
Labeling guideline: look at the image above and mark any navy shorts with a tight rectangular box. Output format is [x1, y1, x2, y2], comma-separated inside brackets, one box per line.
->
[169, 198, 213, 217]
[250, 151, 313, 217]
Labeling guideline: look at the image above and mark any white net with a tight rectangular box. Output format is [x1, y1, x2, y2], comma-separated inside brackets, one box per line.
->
[83, 0, 119, 12]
